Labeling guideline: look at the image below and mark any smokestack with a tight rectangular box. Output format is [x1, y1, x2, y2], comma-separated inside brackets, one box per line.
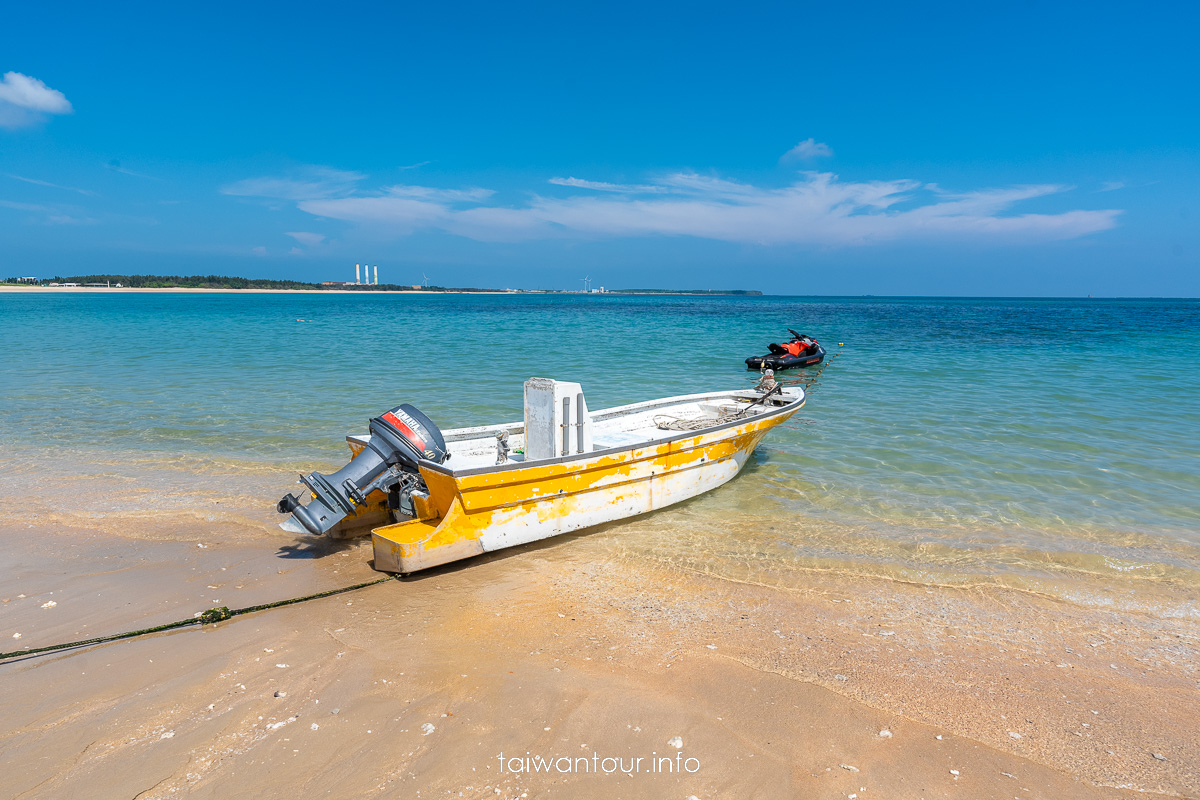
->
[356, 263, 361, 284]
[374, 265, 378, 285]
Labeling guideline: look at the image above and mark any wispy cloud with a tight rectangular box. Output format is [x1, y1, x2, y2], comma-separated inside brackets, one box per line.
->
[0, 72, 72, 129]
[781, 138, 834, 161]
[6, 173, 97, 196]
[382, 184, 494, 202]
[0, 199, 51, 212]
[238, 168, 1120, 247]
[1098, 181, 1125, 192]
[104, 160, 160, 180]
[285, 231, 326, 247]
[549, 177, 668, 194]
[44, 214, 97, 225]
[398, 160, 432, 170]
[0, 198, 87, 225]
[222, 166, 366, 201]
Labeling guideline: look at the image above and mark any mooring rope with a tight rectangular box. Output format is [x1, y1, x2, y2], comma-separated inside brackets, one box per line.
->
[0, 574, 399, 662]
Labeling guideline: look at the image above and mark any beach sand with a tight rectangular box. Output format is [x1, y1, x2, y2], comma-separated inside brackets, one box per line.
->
[2, 478, 1197, 800]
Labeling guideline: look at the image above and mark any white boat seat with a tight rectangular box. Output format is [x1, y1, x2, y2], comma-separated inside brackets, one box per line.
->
[591, 429, 654, 451]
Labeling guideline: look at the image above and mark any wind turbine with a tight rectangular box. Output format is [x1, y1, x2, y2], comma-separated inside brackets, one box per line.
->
[581, 276, 591, 293]
[422, 273, 430, 288]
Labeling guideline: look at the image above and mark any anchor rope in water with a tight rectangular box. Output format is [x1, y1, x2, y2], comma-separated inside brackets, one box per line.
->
[801, 350, 841, 391]
[0, 574, 400, 662]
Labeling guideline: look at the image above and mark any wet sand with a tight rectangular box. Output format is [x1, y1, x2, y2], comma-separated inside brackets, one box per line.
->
[3, 501, 1197, 799]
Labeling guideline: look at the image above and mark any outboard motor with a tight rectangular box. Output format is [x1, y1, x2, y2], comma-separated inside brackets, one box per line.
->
[277, 404, 449, 536]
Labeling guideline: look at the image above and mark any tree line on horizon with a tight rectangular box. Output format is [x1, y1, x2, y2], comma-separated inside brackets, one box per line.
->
[3, 274, 488, 291]
[3, 274, 761, 295]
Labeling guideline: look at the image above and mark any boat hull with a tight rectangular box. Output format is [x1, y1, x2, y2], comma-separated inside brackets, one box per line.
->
[371, 403, 797, 573]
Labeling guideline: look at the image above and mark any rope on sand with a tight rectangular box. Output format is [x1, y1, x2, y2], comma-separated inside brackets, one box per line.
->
[0, 574, 400, 662]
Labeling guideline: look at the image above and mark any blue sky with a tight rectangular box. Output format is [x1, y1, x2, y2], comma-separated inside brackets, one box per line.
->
[1, 1, 1197, 295]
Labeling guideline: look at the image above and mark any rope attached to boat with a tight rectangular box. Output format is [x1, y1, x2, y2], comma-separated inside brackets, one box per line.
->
[0, 574, 400, 663]
[654, 385, 785, 431]
[652, 412, 744, 431]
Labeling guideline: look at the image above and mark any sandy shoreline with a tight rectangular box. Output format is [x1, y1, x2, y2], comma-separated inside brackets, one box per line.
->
[0, 447, 1195, 798]
[2, 501, 1196, 798]
[0, 285, 507, 295]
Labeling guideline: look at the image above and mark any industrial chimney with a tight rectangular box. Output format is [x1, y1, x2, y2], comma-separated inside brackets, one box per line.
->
[374, 265, 378, 285]
[355, 263, 361, 285]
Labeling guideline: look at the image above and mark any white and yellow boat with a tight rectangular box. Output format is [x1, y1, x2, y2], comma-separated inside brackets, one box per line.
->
[277, 378, 804, 573]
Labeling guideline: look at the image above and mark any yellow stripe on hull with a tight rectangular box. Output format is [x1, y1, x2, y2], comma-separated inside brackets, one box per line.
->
[371, 406, 796, 574]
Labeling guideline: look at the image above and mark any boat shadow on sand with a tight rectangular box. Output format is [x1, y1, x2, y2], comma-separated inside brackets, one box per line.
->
[275, 534, 360, 560]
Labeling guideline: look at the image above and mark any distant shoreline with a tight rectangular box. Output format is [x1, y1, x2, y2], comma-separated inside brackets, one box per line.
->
[0, 285, 760, 296]
[0, 285, 504, 295]
[5, 285, 1191, 299]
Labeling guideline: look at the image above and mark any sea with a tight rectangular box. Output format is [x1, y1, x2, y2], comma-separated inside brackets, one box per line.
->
[2, 292, 1198, 617]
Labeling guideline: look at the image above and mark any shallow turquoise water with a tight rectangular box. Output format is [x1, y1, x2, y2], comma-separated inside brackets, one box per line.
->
[3, 292, 1198, 607]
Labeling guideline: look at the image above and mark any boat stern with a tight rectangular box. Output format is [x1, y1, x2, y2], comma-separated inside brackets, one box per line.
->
[372, 512, 486, 573]
[370, 465, 486, 573]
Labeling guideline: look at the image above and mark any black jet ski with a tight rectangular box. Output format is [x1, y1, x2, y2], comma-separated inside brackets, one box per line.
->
[745, 329, 826, 370]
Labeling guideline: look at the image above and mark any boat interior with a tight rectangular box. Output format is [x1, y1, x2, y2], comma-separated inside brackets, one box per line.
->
[348, 380, 803, 474]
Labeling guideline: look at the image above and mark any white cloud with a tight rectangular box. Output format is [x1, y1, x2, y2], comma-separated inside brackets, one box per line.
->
[243, 168, 1120, 247]
[6, 173, 97, 196]
[105, 160, 159, 180]
[299, 194, 451, 237]
[0, 199, 51, 212]
[45, 214, 96, 225]
[1098, 181, 1125, 192]
[0, 198, 99, 226]
[0, 72, 73, 129]
[782, 138, 833, 161]
[0, 73, 71, 113]
[382, 184, 494, 202]
[285, 231, 326, 246]
[222, 167, 366, 201]
[549, 177, 668, 194]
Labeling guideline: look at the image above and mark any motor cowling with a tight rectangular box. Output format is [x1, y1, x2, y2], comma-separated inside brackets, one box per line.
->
[369, 405, 448, 466]
[277, 404, 448, 536]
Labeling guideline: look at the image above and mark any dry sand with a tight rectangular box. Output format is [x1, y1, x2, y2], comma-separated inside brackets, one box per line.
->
[3, 502, 1197, 800]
